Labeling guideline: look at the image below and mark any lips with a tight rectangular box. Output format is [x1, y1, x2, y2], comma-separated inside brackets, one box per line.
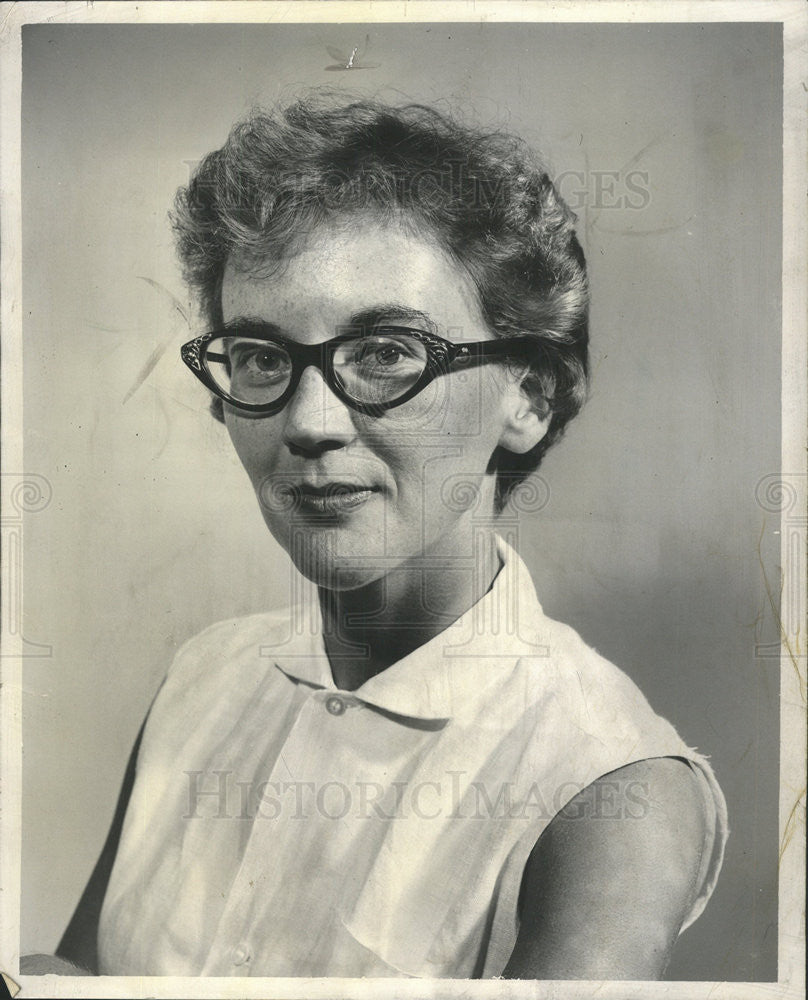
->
[293, 482, 378, 515]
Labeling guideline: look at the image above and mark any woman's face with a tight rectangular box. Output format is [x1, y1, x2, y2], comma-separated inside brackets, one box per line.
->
[221, 218, 535, 591]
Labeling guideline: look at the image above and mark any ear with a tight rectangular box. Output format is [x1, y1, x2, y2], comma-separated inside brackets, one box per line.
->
[497, 372, 552, 455]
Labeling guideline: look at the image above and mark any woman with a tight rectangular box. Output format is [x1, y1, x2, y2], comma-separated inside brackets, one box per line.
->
[55, 94, 727, 979]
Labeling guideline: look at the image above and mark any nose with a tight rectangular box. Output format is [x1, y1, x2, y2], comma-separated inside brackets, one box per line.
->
[282, 366, 357, 456]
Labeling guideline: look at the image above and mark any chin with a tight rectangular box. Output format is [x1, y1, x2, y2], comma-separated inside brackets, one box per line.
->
[267, 521, 392, 592]
[292, 552, 390, 593]
[303, 564, 388, 593]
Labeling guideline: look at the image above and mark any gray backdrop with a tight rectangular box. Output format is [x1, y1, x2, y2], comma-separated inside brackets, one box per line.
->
[21, 22, 781, 980]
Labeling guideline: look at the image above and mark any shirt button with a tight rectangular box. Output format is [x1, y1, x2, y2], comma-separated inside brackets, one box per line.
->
[232, 943, 251, 966]
[326, 695, 347, 716]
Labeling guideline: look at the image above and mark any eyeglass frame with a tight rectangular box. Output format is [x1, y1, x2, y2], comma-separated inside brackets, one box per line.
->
[180, 324, 537, 416]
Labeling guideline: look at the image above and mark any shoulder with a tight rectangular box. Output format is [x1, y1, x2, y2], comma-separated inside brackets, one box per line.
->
[495, 543, 672, 741]
[510, 612, 684, 763]
[505, 757, 709, 979]
[172, 607, 294, 665]
[516, 609, 651, 704]
[163, 607, 293, 688]
[139, 608, 296, 754]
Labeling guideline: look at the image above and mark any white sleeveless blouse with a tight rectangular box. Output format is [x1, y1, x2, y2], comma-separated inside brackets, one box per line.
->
[98, 537, 728, 977]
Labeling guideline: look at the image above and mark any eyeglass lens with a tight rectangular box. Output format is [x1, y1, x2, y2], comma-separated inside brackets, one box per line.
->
[205, 333, 430, 407]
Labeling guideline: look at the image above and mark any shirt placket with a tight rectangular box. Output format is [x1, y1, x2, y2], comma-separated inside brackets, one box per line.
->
[200, 687, 362, 975]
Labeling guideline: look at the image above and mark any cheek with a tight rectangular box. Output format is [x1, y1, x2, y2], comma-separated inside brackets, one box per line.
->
[386, 369, 500, 442]
[223, 411, 283, 482]
[377, 375, 503, 502]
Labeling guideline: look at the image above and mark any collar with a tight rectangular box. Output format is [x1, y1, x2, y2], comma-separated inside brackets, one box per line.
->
[271, 534, 546, 722]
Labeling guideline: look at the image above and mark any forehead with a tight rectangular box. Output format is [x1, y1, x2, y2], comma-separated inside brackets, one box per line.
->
[220, 220, 487, 339]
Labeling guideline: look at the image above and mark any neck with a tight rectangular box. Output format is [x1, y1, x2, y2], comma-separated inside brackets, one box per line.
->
[319, 529, 502, 691]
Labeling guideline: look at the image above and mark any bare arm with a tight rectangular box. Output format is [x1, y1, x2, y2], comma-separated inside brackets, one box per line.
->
[503, 756, 707, 980]
[50, 723, 144, 973]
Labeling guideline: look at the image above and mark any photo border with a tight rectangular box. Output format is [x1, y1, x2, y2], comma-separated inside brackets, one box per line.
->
[1, 2, 805, 997]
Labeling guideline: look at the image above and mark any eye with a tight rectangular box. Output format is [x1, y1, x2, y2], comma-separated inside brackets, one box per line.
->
[251, 349, 283, 373]
[228, 340, 291, 382]
[370, 344, 405, 367]
[352, 336, 422, 372]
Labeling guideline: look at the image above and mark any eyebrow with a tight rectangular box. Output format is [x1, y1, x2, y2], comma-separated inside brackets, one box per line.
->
[348, 305, 437, 334]
[221, 305, 437, 337]
[220, 316, 283, 336]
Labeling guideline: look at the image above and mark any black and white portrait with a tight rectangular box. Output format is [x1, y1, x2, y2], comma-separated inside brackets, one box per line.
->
[1, 3, 804, 997]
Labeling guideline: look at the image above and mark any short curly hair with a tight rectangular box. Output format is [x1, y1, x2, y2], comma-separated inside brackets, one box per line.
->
[172, 93, 589, 512]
